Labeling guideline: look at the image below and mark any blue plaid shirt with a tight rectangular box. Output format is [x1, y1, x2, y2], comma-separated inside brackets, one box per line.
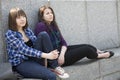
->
[5, 28, 42, 66]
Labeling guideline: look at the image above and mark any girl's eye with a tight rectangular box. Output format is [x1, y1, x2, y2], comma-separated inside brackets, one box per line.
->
[46, 12, 52, 15]
[22, 16, 26, 18]
[46, 12, 49, 15]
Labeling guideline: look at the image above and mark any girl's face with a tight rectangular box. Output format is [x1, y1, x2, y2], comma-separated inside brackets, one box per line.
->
[43, 8, 53, 24]
[16, 16, 26, 29]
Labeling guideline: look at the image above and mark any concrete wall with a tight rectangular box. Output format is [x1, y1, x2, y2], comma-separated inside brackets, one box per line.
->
[0, 0, 3, 63]
[51, 0, 119, 49]
[0, 0, 120, 62]
[87, 1, 119, 49]
[0, 0, 6, 63]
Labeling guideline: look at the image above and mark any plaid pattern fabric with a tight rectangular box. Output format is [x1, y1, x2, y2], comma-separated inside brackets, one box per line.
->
[5, 28, 42, 66]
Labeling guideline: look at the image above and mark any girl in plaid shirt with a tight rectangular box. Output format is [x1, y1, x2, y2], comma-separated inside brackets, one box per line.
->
[5, 8, 69, 80]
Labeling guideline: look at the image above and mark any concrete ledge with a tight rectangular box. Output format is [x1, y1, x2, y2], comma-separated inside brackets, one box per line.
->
[64, 48, 120, 80]
[0, 63, 17, 80]
[0, 48, 120, 80]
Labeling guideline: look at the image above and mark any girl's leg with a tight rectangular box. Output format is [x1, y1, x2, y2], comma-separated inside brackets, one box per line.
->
[62, 44, 114, 66]
[34, 32, 69, 79]
[62, 44, 98, 66]
[34, 31, 53, 52]
[67, 44, 97, 51]
[15, 61, 56, 80]
[34, 31, 58, 68]
[83, 44, 114, 58]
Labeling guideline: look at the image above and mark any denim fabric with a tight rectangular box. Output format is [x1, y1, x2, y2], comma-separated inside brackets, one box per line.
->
[34, 31, 59, 69]
[16, 61, 56, 80]
[15, 32, 58, 80]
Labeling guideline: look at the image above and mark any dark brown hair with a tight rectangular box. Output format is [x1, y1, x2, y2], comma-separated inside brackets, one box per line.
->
[38, 5, 60, 31]
[8, 7, 28, 31]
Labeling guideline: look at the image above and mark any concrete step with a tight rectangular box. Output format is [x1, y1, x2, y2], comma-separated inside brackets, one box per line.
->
[0, 48, 120, 80]
[64, 48, 120, 80]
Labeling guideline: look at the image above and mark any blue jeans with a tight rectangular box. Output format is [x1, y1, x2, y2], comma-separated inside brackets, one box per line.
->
[15, 32, 58, 80]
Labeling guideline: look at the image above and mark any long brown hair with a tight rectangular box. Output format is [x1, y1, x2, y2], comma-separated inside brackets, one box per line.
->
[38, 5, 60, 31]
[8, 7, 28, 31]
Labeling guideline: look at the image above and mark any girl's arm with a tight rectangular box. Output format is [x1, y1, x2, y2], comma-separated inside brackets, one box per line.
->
[5, 30, 58, 60]
[58, 46, 67, 65]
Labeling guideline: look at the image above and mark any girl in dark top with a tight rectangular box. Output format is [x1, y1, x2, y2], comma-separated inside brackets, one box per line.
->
[5, 7, 69, 80]
[35, 5, 114, 66]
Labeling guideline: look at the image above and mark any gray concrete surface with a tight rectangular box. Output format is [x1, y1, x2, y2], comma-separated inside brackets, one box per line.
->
[0, 0, 120, 80]
[0, 48, 120, 80]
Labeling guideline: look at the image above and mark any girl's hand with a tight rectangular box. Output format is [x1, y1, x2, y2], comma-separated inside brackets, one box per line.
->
[58, 46, 67, 66]
[48, 50, 59, 59]
[41, 50, 59, 60]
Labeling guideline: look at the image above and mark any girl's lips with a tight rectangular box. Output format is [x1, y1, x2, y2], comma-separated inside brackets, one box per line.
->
[20, 21, 26, 24]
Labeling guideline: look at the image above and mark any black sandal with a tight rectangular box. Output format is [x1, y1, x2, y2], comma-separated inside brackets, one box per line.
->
[103, 51, 114, 58]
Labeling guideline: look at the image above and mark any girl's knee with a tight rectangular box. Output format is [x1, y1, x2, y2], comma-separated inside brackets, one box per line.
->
[38, 31, 47, 36]
[38, 31, 49, 38]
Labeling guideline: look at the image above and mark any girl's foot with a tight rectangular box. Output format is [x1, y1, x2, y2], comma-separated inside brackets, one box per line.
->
[103, 51, 114, 58]
[51, 66, 69, 79]
[97, 51, 114, 58]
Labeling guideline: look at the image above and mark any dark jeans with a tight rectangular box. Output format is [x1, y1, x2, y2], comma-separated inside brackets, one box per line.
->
[15, 32, 58, 80]
[62, 44, 98, 66]
[15, 61, 56, 80]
